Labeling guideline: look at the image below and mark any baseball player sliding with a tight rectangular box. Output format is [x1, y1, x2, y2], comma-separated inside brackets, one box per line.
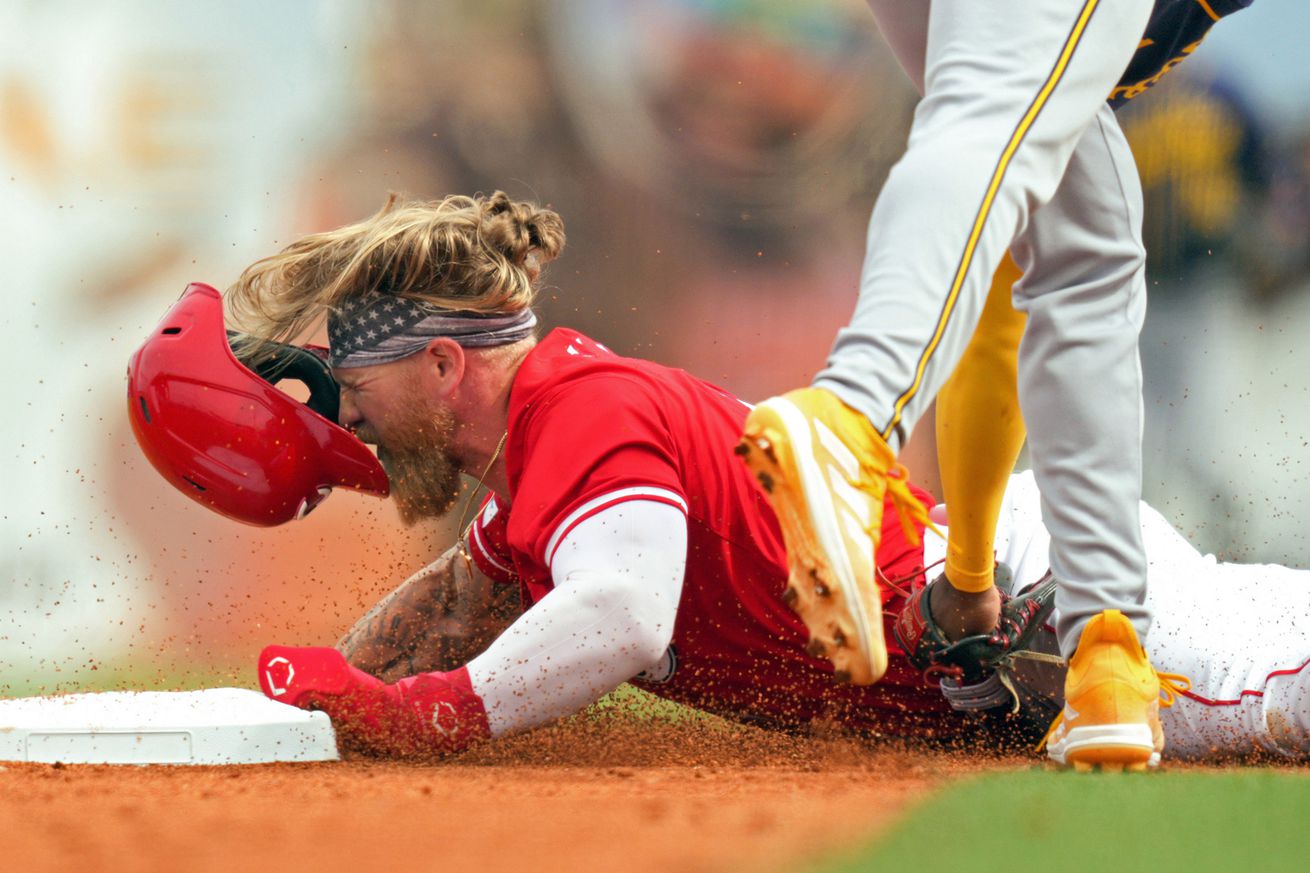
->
[128, 192, 1307, 766]
[738, 0, 1256, 771]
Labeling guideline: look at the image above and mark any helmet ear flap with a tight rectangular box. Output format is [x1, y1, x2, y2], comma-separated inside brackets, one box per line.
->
[229, 333, 340, 424]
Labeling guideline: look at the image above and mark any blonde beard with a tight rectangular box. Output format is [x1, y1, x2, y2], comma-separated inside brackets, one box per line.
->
[378, 404, 463, 527]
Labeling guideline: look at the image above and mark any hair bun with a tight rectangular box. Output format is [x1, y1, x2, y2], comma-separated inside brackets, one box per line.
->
[480, 191, 565, 276]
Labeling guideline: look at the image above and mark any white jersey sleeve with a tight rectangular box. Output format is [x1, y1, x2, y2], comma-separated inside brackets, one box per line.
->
[463, 499, 687, 737]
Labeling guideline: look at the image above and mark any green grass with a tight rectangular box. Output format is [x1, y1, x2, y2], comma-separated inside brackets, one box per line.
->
[586, 683, 709, 721]
[817, 768, 1310, 873]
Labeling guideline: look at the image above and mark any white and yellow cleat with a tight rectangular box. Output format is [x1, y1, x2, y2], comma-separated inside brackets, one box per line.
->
[737, 387, 927, 686]
[1042, 609, 1188, 772]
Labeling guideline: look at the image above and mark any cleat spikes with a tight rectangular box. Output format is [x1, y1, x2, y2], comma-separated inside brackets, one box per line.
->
[737, 389, 894, 686]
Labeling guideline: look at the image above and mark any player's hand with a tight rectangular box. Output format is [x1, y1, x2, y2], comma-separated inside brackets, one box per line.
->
[927, 582, 1002, 640]
[257, 645, 490, 758]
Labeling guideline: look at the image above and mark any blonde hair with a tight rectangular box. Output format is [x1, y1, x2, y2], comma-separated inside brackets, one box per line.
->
[226, 191, 565, 348]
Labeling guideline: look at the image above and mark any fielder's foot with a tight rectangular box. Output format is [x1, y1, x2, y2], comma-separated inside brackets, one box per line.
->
[1042, 609, 1187, 772]
[736, 387, 929, 686]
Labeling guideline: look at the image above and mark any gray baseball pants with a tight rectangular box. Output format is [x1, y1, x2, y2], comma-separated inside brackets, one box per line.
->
[813, 0, 1154, 656]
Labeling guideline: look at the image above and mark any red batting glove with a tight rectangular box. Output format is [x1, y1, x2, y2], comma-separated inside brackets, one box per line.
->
[257, 645, 490, 758]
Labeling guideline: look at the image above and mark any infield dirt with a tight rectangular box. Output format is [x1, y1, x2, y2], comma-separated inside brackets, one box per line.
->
[2, 714, 1027, 873]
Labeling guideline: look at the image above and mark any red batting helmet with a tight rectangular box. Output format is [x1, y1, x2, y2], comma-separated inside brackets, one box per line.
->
[127, 283, 390, 526]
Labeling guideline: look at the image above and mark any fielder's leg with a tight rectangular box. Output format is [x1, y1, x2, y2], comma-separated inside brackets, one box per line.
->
[929, 254, 1029, 639]
[1012, 104, 1158, 769]
[741, 0, 1152, 685]
[871, 0, 1029, 638]
[1012, 105, 1152, 655]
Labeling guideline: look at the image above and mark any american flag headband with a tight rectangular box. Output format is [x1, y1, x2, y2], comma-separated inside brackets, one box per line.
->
[326, 294, 538, 369]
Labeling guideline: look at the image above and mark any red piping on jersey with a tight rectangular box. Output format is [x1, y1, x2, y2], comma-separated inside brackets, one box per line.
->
[1176, 656, 1310, 707]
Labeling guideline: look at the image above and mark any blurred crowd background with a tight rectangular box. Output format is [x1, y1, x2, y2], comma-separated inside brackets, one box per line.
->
[2, 0, 1307, 688]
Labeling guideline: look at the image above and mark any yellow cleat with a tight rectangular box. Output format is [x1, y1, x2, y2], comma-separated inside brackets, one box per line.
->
[737, 387, 930, 686]
[1041, 609, 1189, 771]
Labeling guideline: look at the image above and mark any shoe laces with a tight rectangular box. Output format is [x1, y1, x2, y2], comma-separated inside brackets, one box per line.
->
[1035, 668, 1193, 752]
[872, 464, 944, 548]
[1156, 670, 1191, 705]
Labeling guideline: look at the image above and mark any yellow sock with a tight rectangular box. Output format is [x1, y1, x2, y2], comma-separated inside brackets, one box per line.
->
[936, 253, 1028, 593]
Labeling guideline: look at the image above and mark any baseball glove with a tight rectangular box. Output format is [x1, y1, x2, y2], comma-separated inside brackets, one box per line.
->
[893, 568, 1065, 734]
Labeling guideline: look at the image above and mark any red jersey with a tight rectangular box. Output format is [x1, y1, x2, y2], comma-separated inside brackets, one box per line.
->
[467, 329, 956, 738]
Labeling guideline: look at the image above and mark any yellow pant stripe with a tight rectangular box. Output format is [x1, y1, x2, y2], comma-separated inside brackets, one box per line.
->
[881, 0, 1102, 442]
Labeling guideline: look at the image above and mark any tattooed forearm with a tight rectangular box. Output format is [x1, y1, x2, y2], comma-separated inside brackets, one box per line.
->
[336, 542, 520, 683]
